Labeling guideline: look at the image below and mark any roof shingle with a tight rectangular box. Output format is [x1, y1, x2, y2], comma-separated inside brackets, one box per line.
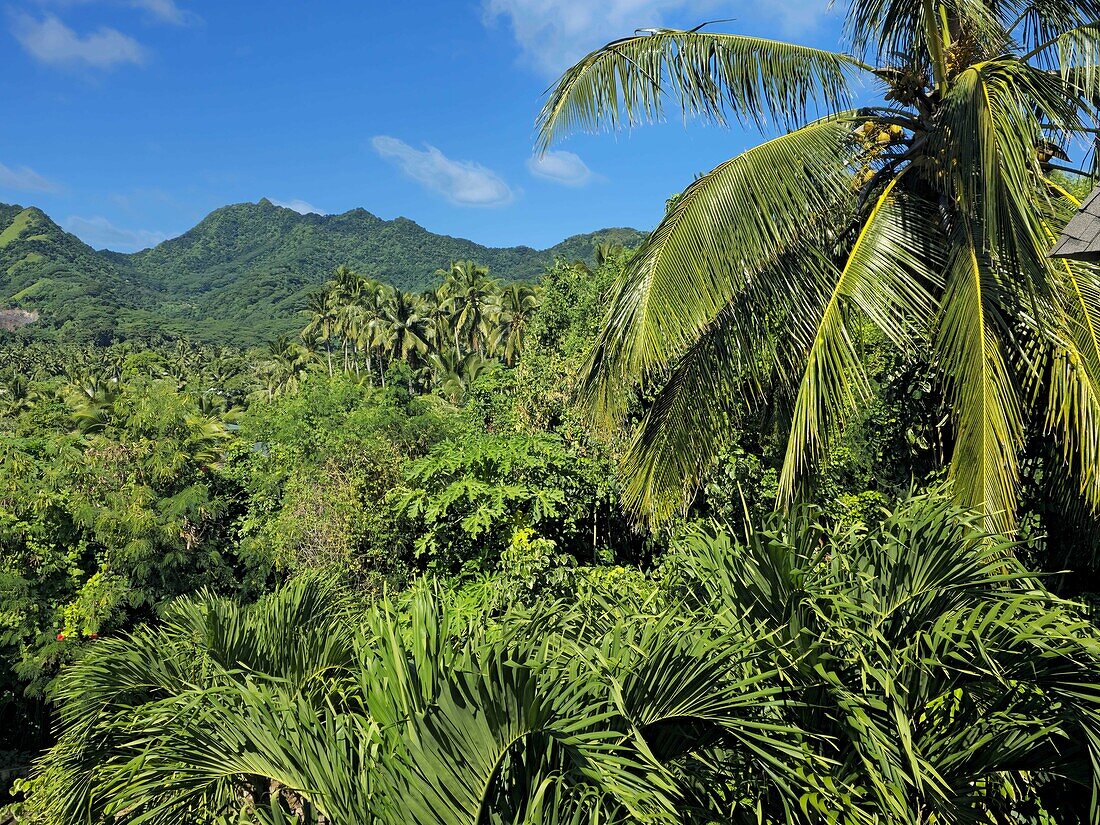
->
[1051, 187, 1100, 262]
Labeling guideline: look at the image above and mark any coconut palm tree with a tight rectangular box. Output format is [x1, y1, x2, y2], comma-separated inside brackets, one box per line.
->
[419, 286, 454, 356]
[300, 290, 340, 378]
[345, 277, 387, 384]
[438, 261, 501, 358]
[539, 1, 1100, 530]
[263, 335, 313, 398]
[329, 266, 361, 374]
[498, 283, 541, 366]
[377, 289, 431, 372]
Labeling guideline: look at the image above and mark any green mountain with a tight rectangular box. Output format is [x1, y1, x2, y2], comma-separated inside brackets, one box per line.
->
[0, 204, 163, 342]
[0, 200, 646, 344]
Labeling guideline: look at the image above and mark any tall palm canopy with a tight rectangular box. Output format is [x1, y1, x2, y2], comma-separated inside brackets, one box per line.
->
[540, 0, 1100, 530]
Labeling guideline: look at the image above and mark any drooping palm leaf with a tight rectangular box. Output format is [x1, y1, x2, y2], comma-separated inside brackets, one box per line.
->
[536, 31, 866, 153]
[614, 245, 831, 521]
[778, 176, 944, 504]
[935, 225, 1023, 533]
[581, 114, 861, 426]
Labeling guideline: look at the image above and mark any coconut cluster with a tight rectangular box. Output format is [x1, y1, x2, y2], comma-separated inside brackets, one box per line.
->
[852, 120, 906, 189]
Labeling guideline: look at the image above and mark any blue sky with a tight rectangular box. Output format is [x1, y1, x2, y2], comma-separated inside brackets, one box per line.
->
[0, 1, 846, 252]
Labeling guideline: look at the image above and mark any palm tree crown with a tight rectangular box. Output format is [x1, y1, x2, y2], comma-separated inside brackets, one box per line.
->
[540, 0, 1100, 531]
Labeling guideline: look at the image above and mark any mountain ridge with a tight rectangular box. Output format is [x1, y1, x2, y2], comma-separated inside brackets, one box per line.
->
[0, 200, 646, 344]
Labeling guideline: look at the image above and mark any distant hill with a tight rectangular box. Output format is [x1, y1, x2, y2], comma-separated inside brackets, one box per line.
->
[0, 200, 646, 344]
[0, 204, 163, 342]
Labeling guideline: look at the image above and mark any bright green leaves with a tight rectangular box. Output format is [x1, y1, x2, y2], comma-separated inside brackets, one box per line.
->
[542, 9, 1100, 529]
[936, 230, 1023, 533]
[25, 493, 1100, 823]
[780, 176, 943, 506]
[394, 433, 597, 571]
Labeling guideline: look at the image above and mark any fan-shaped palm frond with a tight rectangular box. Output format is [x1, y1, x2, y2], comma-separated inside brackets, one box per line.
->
[26, 493, 1100, 823]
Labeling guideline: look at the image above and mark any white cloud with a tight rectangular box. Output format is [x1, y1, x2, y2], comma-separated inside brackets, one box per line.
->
[127, 0, 194, 25]
[63, 215, 167, 251]
[483, 0, 824, 76]
[0, 161, 61, 193]
[272, 198, 324, 215]
[526, 150, 595, 186]
[32, 0, 198, 26]
[12, 12, 146, 69]
[371, 136, 515, 207]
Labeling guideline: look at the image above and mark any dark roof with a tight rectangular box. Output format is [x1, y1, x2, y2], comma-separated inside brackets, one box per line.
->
[1051, 187, 1100, 262]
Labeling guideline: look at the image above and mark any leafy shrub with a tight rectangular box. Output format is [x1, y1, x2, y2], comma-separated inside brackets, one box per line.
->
[393, 432, 605, 572]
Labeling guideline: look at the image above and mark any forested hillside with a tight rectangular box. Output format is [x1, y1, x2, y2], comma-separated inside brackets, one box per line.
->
[0, 205, 160, 342]
[0, 200, 645, 344]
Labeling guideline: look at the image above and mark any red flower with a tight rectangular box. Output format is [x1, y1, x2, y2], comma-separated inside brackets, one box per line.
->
[89, 633, 99, 640]
[56, 633, 65, 641]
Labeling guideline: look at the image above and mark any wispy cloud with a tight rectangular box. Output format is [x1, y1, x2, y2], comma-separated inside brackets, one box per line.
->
[527, 150, 595, 187]
[483, 0, 825, 77]
[272, 198, 324, 215]
[11, 12, 146, 69]
[127, 0, 195, 25]
[63, 215, 167, 251]
[108, 186, 177, 211]
[32, 0, 199, 26]
[371, 136, 515, 207]
[0, 161, 61, 193]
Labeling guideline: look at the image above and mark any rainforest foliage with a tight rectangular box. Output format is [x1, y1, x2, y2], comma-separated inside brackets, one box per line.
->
[3, 244, 1100, 823]
[10, 0, 1100, 819]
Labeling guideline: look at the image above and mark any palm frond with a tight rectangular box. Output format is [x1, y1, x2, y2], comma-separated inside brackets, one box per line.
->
[613, 245, 830, 523]
[580, 114, 861, 427]
[936, 225, 1024, 533]
[1043, 255, 1100, 506]
[536, 31, 864, 152]
[778, 177, 944, 504]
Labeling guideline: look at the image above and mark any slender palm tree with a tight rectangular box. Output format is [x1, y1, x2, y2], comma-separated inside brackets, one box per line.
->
[419, 286, 453, 356]
[438, 260, 501, 358]
[264, 335, 313, 398]
[539, 1, 1100, 530]
[330, 267, 357, 375]
[498, 283, 541, 366]
[378, 290, 431, 370]
[300, 290, 339, 378]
